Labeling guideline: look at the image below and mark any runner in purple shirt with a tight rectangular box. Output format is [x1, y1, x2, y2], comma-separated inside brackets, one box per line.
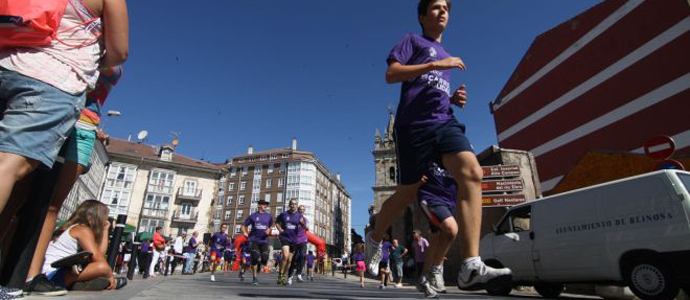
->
[239, 241, 252, 280]
[379, 237, 393, 289]
[208, 224, 228, 282]
[241, 199, 273, 285]
[306, 251, 316, 281]
[287, 205, 310, 282]
[276, 199, 306, 285]
[365, 0, 511, 297]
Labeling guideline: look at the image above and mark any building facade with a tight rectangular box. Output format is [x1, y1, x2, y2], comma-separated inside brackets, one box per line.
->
[213, 140, 352, 256]
[372, 113, 397, 214]
[490, 0, 690, 193]
[99, 139, 224, 237]
[58, 141, 109, 220]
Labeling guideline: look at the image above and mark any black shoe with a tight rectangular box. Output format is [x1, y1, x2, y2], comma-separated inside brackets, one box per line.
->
[71, 277, 109, 291]
[23, 274, 67, 296]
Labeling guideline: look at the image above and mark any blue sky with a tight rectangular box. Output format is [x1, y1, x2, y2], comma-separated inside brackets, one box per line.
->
[103, 0, 603, 235]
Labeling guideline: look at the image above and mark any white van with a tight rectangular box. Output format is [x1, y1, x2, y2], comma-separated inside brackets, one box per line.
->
[479, 170, 690, 300]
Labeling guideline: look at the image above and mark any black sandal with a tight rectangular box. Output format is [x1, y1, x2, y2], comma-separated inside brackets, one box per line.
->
[71, 277, 109, 291]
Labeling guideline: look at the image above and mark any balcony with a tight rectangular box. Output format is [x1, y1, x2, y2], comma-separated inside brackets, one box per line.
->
[142, 208, 169, 219]
[176, 187, 202, 203]
[171, 209, 199, 224]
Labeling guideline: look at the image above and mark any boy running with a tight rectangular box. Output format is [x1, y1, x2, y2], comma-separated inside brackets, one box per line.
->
[239, 240, 252, 281]
[365, 0, 511, 296]
[306, 251, 315, 281]
[241, 199, 273, 285]
[208, 224, 228, 282]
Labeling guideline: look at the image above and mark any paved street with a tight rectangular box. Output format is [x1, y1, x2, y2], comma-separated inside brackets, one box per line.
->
[25, 271, 602, 300]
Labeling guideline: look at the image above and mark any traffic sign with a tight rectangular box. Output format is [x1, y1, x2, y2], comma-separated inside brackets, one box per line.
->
[643, 136, 676, 160]
[482, 194, 526, 207]
[657, 159, 685, 170]
[481, 179, 524, 192]
[482, 165, 520, 178]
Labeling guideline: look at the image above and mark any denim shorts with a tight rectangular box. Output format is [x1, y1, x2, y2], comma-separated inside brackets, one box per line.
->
[394, 119, 473, 185]
[0, 67, 85, 168]
[62, 127, 96, 168]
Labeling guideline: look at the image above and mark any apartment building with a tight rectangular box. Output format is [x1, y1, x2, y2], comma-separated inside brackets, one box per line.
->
[214, 139, 352, 255]
[100, 139, 224, 236]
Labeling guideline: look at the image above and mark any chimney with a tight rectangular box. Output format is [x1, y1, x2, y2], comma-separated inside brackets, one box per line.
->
[292, 138, 297, 151]
[248, 145, 254, 154]
[336, 173, 341, 182]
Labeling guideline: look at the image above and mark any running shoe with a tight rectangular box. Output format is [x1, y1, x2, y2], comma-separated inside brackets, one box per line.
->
[395, 283, 403, 288]
[0, 290, 22, 300]
[364, 232, 382, 276]
[457, 259, 512, 291]
[297, 275, 304, 282]
[23, 274, 67, 296]
[0, 286, 22, 297]
[210, 275, 216, 282]
[251, 277, 258, 286]
[287, 277, 293, 285]
[378, 284, 385, 289]
[277, 275, 283, 285]
[415, 276, 439, 299]
[428, 271, 446, 294]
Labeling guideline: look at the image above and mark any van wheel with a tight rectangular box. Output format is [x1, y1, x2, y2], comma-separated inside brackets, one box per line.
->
[623, 257, 679, 300]
[535, 283, 564, 298]
[484, 260, 512, 296]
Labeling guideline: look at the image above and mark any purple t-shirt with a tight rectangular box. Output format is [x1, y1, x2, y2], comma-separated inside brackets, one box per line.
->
[187, 238, 197, 254]
[277, 211, 303, 244]
[418, 162, 457, 209]
[353, 252, 364, 262]
[243, 212, 273, 244]
[210, 232, 228, 251]
[306, 253, 315, 266]
[414, 237, 429, 263]
[388, 33, 455, 127]
[141, 241, 150, 252]
[381, 241, 393, 263]
[296, 217, 309, 244]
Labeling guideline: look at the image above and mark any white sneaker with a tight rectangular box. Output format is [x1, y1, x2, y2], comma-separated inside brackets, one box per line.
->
[415, 276, 439, 299]
[364, 232, 382, 276]
[457, 259, 512, 291]
[287, 277, 293, 285]
[297, 275, 303, 282]
[210, 275, 216, 282]
[428, 271, 446, 293]
[395, 283, 403, 288]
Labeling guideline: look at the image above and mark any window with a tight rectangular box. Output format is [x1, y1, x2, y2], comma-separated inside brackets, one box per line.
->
[230, 168, 236, 177]
[105, 164, 137, 189]
[278, 178, 284, 187]
[277, 192, 283, 202]
[242, 167, 248, 177]
[239, 195, 246, 205]
[143, 194, 170, 218]
[280, 163, 286, 173]
[260, 156, 267, 161]
[497, 206, 532, 234]
[250, 157, 255, 162]
[275, 207, 284, 217]
[236, 210, 244, 219]
[240, 181, 247, 190]
[235, 225, 242, 234]
[254, 165, 262, 175]
[266, 179, 272, 188]
[250, 207, 257, 214]
[265, 193, 271, 203]
[224, 210, 232, 220]
[226, 196, 233, 206]
[183, 180, 197, 195]
[268, 164, 274, 174]
[282, 153, 289, 158]
[148, 170, 175, 194]
[251, 193, 259, 203]
[101, 189, 131, 216]
[389, 167, 396, 181]
[229, 182, 235, 190]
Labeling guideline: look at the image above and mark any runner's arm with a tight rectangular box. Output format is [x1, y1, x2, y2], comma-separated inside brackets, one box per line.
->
[102, 0, 129, 67]
[385, 57, 466, 84]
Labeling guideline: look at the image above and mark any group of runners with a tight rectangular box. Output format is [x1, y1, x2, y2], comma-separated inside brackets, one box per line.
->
[204, 199, 316, 286]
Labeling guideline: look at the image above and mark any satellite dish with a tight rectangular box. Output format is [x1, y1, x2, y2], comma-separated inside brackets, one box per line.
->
[137, 130, 148, 140]
[172, 139, 179, 146]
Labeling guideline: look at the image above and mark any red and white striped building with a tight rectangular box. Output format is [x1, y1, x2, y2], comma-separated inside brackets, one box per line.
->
[490, 0, 690, 193]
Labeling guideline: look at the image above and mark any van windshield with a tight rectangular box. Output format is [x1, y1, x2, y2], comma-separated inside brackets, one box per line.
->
[678, 173, 690, 193]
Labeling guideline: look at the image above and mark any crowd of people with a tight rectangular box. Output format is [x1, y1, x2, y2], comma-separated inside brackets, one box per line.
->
[0, 0, 515, 299]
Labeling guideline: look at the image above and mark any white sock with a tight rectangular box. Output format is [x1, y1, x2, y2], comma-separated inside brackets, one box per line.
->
[430, 265, 443, 274]
[462, 257, 481, 269]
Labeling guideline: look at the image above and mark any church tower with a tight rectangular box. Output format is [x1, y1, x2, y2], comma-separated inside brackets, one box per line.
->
[372, 111, 397, 213]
